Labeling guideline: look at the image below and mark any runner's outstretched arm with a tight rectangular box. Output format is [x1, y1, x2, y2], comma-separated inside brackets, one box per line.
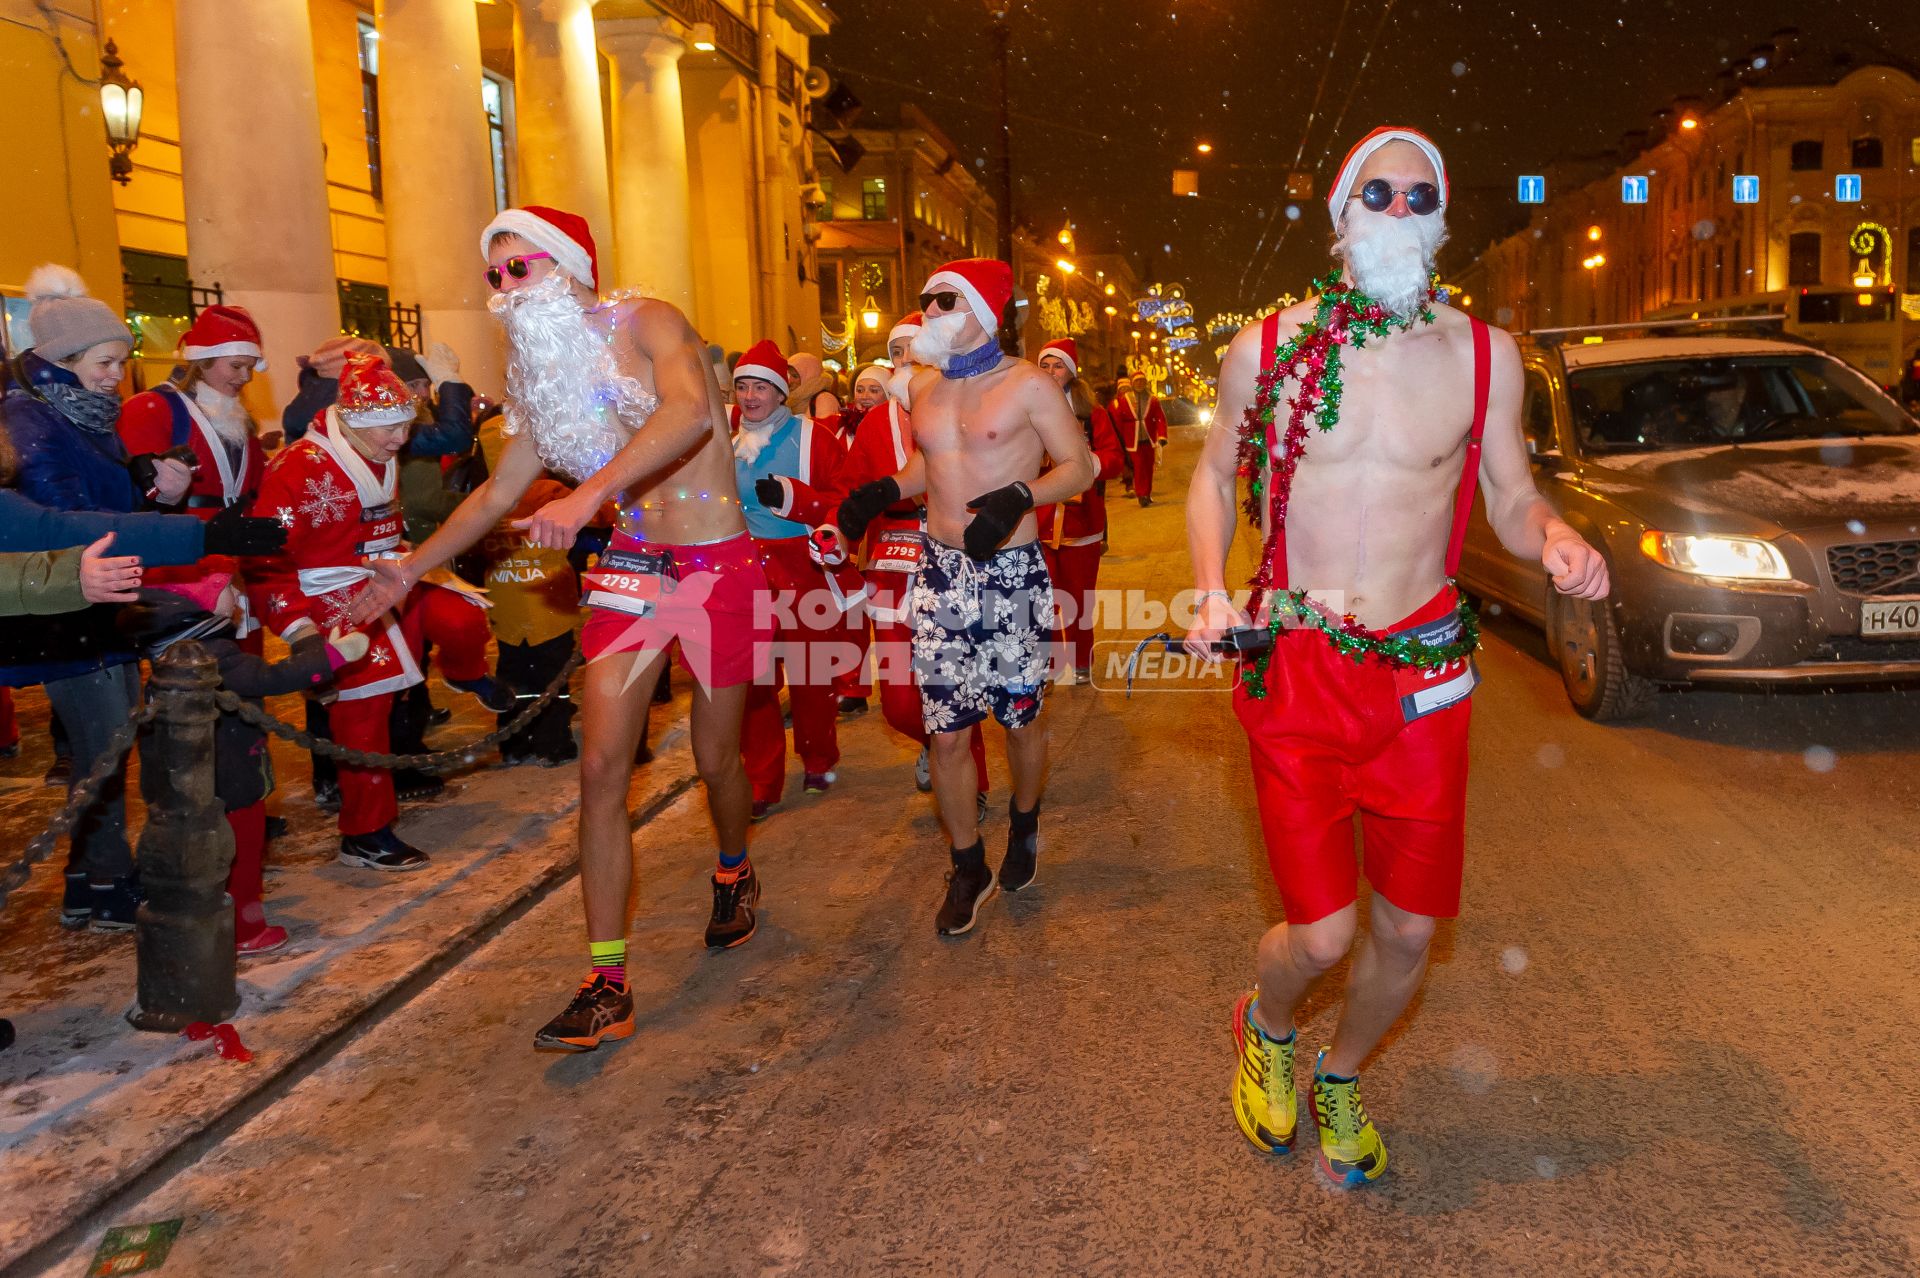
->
[345, 430, 543, 624]
[1184, 322, 1263, 657]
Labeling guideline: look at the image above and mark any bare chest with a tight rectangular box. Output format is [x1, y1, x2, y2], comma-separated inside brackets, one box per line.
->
[1279, 329, 1474, 476]
[915, 378, 1032, 460]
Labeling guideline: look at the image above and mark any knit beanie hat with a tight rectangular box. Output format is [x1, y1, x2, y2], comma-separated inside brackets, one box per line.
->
[25, 265, 131, 364]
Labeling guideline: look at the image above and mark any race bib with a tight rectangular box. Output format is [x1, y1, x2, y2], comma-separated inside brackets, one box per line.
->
[1391, 609, 1479, 723]
[870, 529, 926, 574]
[581, 546, 677, 618]
[356, 500, 402, 556]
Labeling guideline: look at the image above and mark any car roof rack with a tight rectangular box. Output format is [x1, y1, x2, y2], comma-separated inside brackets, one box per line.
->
[1526, 314, 1792, 347]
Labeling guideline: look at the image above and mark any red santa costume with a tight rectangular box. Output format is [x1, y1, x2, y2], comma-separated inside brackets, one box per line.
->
[1112, 379, 1169, 503]
[730, 341, 866, 807]
[1032, 339, 1126, 678]
[840, 325, 989, 793]
[249, 356, 494, 841]
[117, 305, 271, 625]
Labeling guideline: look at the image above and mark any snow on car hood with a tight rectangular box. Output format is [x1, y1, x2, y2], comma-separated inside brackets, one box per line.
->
[1581, 436, 1920, 533]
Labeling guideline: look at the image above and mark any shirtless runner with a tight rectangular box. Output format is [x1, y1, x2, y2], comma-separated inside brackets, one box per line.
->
[348, 206, 768, 1050]
[837, 258, 1094, 935]
[1184, 130, 1609, 1184]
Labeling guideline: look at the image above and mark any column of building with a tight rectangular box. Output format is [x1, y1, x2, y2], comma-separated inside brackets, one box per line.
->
[174, 0, 340, 407]
[512, 0, 615, 284]
[599, 19, 698, 316]
[374, 0, 503, 391]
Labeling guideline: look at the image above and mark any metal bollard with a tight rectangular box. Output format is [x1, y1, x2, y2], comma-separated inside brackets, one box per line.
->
[127, 640, 239, 1031]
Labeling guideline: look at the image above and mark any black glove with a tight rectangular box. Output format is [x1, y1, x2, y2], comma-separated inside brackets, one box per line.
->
[836, 476, 901, 543]
[753, 475, 786, 510]
[203, 495, 288, 557]
[129, 445, 197, 504]
[962, 482, 1034, 561]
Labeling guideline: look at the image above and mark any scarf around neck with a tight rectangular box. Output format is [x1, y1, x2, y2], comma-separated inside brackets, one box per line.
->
[26, 354, 120, 435]
[942, 340, 1005, 380]
[734, 405, 793, 464]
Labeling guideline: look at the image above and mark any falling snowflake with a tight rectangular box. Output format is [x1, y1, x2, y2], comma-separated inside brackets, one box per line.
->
[274, 506, 296, 528]
[298, 475, 354, 526]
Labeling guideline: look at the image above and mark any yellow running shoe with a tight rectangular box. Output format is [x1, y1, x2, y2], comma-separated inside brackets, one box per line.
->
[1310, 1048, 1388, 1186]
[1230, 992, 1296, 1154]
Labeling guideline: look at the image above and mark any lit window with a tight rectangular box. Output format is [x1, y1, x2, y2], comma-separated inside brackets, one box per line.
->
[482, 75, 513, 212]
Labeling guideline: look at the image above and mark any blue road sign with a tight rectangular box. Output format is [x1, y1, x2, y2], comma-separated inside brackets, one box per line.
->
[1834, 173, 1862, 202]
[1732, 175, 1760, 205]
[1518, 175, 1546, 204]
[1621, 176, 1649, 205]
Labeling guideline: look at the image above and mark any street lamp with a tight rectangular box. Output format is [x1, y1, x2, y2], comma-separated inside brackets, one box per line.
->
[1582, 253, 1606, 324]
[984, 2, 1014, 267]
[1196, 141, 1213, 154]
[1853, 259, 1876, 290]
[860, 295, 882, 330]
[1587, 225, 1603, 242]
[99, 39, 144, 186]
[1055, 258, 1075, 274]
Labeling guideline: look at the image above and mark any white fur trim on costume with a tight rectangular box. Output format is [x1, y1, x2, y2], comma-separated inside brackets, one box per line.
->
[923, 269, 997, 335]
[1327, 127, 1449, 226]
[182, 339, 268, 370]
[732, 362, 790, 395]
[481, 209, 594, 288]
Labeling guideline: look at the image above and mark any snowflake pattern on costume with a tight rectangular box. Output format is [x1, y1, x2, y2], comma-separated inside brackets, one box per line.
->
[316, 590, 353, 630]
[273, 506, 296, 528]
[298, 475, 354, 526]
[369, 647, 391, 666]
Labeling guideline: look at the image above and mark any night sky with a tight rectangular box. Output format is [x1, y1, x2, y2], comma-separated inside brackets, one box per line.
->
[818, 0, 1920, 327]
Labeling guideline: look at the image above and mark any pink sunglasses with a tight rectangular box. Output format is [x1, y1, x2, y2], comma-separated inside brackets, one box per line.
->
[486, 251, 554, 289]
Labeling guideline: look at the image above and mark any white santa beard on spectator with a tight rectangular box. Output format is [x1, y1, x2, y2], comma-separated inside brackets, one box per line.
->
[1333, 207, 1448, 319]
[193, 381, 254, 447]
[490, 273, 657, 483]
[909, 310, 972, 370]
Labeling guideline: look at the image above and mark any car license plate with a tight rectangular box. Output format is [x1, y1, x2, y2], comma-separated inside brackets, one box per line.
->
[1861, 597, 1920, 638]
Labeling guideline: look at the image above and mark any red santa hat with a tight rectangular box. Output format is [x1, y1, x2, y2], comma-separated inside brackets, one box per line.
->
[1037, 338, 1079, 378]
[180, 305, 267, 370]
[479, 204, 599, 290]
[887, 312, 923, 347]
[732, 339, 791, 395]
[1327, 126, 1449, 226]
[922, 258, 1014, 336]
[335, 352, 418, 428]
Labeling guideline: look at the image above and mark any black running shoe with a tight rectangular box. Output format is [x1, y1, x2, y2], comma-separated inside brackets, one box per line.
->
[427, 703, 453, 727]
[43, 756, 72, 788]
[935, 852, 996, 936]
[88, 877, 141, 932]
[338, 826, 430, 872]
[264, 814, 290, 841]
[60, 871, 90, 929]
[705, 864, 762, 949]
[1000, 820, 1038, 893]
[533, 973, 635, 1051]
[838, 696, 869, 718]
[313, 777, 341, 813]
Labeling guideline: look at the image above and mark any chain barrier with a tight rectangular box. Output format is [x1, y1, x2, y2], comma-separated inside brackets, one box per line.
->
[2, 652, 581, 913]
[0, 701, 160, 913]
[215, 649, 583, 771]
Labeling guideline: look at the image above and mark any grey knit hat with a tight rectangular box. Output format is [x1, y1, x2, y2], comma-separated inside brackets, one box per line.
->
[25, 265, 132, 363]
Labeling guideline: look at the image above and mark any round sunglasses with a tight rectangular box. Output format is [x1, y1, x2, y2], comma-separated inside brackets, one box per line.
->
[1350, 178, 1442, 216]
[486, 251, 555, 289]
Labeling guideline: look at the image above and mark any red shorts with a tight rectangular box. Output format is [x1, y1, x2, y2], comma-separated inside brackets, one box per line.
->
[580, 531, 772, 690]
[1232, 586, 1472, 924]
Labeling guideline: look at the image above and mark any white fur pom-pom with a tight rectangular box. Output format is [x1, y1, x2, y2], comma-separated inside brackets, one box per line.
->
[24, 264, 91, 303]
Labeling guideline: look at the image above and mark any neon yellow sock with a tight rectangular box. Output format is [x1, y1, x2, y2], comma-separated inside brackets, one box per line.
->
[589, 939, 626, 986]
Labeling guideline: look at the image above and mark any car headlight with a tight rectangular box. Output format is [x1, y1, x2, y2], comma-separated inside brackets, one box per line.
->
[1638, 531, 1791, 581]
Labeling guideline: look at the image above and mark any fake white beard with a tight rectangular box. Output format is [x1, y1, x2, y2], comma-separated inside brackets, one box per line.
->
[909, 310, 971, 370]
[885, 362, 918, 407]
[1333, 207, 1449, 319]
[490, 272, 659, 484]
[193, 382, 254, 448]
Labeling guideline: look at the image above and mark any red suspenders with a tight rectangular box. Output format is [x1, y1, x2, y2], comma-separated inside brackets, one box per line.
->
[1253, 310, 1490, 586]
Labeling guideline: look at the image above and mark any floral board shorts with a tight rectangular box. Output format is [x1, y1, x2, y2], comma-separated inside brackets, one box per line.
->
[907, 536, 1054, 733]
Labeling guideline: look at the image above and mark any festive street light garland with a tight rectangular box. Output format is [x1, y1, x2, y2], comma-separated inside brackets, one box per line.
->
[1234, 269, 1474, 696]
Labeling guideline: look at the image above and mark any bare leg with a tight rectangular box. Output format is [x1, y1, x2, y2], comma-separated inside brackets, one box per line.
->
[930, 727, 978, 846]
[1323, 897, 1436, 1076]
[688, 677, 752, 856]
[1003, 719, 1048, 812]
[578, 648, 668, 942]
[1249, 904, 1359, 1040]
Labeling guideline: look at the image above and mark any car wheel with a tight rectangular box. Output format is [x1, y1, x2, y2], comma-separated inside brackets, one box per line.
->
[1549, 590, 1653, 721]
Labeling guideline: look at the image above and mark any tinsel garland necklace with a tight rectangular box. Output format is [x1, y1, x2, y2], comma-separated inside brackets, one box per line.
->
[1234, 270, 1468, 694]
